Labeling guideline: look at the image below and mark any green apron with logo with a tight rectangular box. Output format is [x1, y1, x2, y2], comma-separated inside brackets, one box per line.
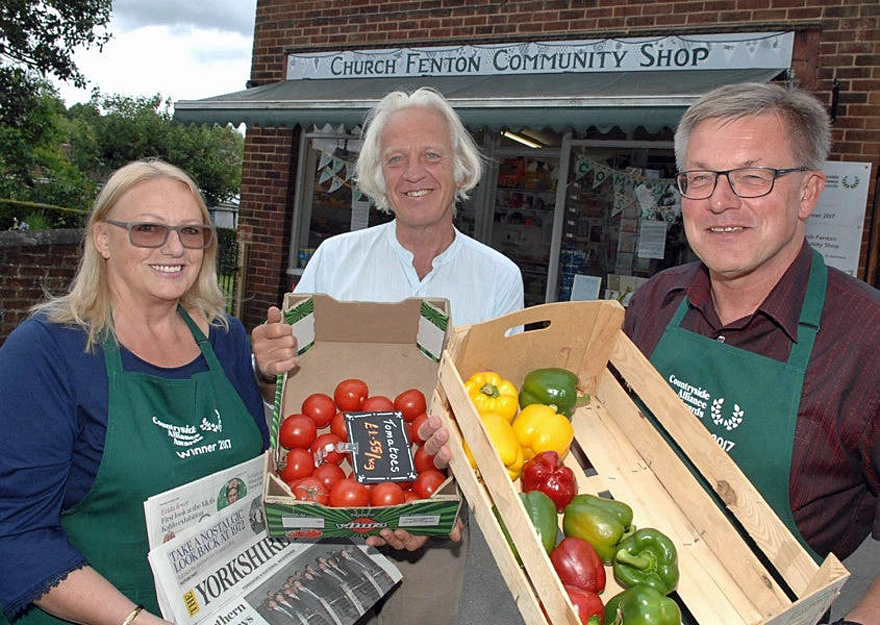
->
[17, 308, 264, 624]
[649, 250, 826, 562]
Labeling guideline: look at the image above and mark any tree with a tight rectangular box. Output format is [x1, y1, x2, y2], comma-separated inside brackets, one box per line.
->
[0, 0, 112, 125]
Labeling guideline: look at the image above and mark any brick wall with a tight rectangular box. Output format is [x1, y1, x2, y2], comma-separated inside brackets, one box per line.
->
[238, 125, 300, 329]
[238, 0, 879, 329]
[0, 229, 83, 345]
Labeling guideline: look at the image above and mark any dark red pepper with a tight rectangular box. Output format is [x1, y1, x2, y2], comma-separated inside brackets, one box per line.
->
[520, 450, 577, 512]
[564, 585, 604, 625]
[551, 536, 606, 593]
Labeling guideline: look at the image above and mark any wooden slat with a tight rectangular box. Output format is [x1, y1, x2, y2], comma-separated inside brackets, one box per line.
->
[608, 331, 819, 594]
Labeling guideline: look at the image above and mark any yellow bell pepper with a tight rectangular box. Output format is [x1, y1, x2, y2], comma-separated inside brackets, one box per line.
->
[464, 411, 525, 479]
[512, 404, 574, 460]
[465, 370, 519, 423]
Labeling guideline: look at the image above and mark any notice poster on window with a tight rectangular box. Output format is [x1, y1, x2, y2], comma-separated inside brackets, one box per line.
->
[805, 161, 872, 277]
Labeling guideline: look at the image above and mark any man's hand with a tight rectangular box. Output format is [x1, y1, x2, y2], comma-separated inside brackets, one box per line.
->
[252, 306, 299, 382]
[366, 519, 463, 551]
[364, 413, 463, 551]
[418, 413, 453, 469]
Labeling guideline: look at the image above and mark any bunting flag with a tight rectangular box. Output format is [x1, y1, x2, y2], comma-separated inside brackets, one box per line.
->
[317, 151, 357, 191]
[574, 156, 679, 222]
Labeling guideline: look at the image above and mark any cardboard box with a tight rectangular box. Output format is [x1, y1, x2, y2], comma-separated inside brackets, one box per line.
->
[432, 300, 849, 625]
[262, 294, 462, 539]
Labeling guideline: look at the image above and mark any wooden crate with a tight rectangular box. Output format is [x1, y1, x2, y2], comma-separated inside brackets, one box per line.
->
[431, 300, 849, 625]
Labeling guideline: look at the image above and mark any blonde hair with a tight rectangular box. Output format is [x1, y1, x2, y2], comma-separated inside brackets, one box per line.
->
[33, 159, 228, 350]
[354, 87, 483, 213]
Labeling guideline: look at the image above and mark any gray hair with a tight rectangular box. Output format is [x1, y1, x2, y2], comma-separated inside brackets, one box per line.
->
[354, 87, 483, 212]
[674, 82, 831, 170]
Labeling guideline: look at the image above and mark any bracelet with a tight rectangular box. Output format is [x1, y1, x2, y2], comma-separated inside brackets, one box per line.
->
[121, 605, 144, 625]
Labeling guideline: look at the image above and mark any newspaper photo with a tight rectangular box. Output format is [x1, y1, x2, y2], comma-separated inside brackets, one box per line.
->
[144, 455, 266, 548]
[148, 489, 400, 625]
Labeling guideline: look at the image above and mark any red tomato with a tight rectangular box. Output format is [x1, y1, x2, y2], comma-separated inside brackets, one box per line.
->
[404, 490, 421, 502]
[361, 395, 395, 412]
[334, 378, 369, 411]
[412, 468, 446, 499]
[312, 463, 346, 491]
[291, 477, 329, 505]
[311, 433, 344, 465]
[393, 389, 427, 422]
[410, 413, 429, 446]
[329, 478, 370, 507]
[413, 446, 437, 473]
[279, 413, 317, 450]
[301, 393, 336, 428]
[330, 412, 348, 442]
[279, 448, 314, 483]
[370, 482, 406, 506]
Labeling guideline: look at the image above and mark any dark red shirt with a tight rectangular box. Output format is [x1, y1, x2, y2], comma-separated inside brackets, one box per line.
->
[624, 242, 880, 559]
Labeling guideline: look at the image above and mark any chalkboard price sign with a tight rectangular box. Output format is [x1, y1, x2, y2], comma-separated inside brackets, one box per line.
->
[345, 411, 417, 483]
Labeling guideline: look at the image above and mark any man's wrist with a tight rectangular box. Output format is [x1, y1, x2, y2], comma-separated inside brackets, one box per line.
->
[252, 354, 277, 385]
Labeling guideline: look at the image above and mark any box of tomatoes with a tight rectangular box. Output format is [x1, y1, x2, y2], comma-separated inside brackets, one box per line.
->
[433, 300, 849, 625]
[261, 293, 462, 539]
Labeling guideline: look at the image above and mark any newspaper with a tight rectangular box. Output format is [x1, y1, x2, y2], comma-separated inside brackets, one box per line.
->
[145, 459, 401, 625]
[144, 455, 266, 549]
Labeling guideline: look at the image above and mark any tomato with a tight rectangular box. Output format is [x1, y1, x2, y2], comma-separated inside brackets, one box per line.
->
[404, 490, 421, 502]
[394, 388, 427, 422]
[311, 433, 345, 465]
[329, 478, 370, 507]
[370, 482, 406, 507]
[330, 412, 348, 442]
[413, 446, 437, 473]
[410, 413, 429, 446]
[279, 448, 314, 483]
[291, 477, 329, 505]
[312, 462, 346, 491]
[361, 395, 395, 412]
[412, 468, 446, 499]
[278, 413, 317, 450]
[334, 378, 369, 412]
[301, 393, 336, 428]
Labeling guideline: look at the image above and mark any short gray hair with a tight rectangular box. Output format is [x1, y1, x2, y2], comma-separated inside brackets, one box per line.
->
[674, 82, 831, 170]
[354, 87, 483, 212]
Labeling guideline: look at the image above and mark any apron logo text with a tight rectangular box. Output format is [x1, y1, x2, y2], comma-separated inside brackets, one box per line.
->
[152, 409, 231, 458]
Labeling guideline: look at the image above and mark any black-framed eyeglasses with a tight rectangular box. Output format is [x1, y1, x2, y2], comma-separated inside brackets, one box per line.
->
[675, 167, 810, 200]
[104, 219, 215, 249]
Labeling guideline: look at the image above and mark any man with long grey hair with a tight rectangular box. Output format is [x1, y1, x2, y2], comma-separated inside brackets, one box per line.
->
[253, 87, 523, 624]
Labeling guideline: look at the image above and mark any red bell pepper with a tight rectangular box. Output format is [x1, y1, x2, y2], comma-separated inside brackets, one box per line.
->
[551, 536, 606, 593]
[520, 450, 577, 512]
[565, 585, 604, 625]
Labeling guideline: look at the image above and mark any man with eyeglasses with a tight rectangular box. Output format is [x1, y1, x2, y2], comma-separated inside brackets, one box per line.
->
[624, 82, 879, 624]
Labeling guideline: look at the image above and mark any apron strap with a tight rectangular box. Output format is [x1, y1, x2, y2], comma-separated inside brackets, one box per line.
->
[176, 306, 225, 373]
[788, 249, 826, 370]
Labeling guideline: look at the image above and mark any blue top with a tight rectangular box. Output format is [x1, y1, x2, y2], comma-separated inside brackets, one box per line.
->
[0, 313, 269, 619]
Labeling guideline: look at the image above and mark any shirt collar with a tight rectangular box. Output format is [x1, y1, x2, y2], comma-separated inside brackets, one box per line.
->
[684, 241, 811, 340]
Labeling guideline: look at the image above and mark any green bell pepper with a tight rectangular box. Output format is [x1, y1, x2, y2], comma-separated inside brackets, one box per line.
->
[519, 367, 579, 418]
[613, 528, 680, 595]
[562, 494, 635, 563]
[604, 584, 682, 625]
[492, 491, 558, 565]
[520, 490, 559, 555]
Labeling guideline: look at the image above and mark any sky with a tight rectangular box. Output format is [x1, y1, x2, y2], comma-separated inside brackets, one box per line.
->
[54, 0, 257, 108]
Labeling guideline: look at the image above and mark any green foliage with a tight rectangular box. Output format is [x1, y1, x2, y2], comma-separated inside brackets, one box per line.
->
[0, 0, 112, 124]
[216, 227, 239, 275]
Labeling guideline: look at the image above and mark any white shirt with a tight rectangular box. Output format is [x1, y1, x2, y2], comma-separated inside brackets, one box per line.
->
[295, 220, 524, 326]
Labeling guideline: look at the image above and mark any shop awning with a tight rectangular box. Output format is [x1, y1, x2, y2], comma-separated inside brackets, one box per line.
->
[173, 69, 784, 132]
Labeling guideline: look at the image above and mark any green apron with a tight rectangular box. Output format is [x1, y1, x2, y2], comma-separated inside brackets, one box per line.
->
[18, 308, 264, 624]
[649, 250, 826, 562]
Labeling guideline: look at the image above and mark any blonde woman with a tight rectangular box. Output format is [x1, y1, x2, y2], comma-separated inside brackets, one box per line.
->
[0, 160, 270, 625]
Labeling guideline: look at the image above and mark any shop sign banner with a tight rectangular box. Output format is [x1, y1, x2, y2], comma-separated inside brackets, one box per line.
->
[287, 32, 793, 80]
[805, 161, 872, 277]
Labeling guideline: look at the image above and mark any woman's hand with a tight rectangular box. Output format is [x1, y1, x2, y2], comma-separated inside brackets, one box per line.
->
[252, 306, 299, 398]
